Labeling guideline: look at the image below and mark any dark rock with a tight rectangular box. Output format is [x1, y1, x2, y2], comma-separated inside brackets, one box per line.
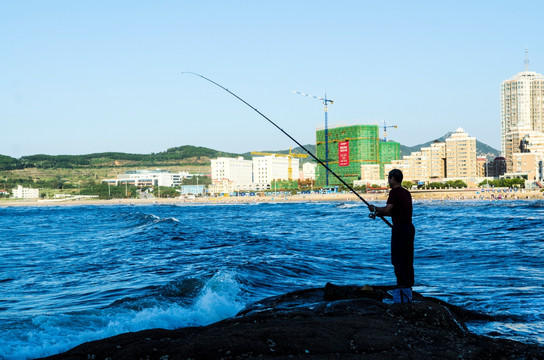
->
[41, 284, 544, 360]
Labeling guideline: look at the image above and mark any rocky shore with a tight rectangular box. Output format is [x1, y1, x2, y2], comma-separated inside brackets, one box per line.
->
[42, 284, 544, 360]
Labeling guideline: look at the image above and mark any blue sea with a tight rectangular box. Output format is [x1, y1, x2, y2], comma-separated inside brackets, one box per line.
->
[0, 200, 543, 359]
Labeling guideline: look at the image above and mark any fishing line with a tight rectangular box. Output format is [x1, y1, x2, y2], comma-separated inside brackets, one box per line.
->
[181, 72, 392, 228]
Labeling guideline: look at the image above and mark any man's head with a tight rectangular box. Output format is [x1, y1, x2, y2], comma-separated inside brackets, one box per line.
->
[388, 169, 403, 188]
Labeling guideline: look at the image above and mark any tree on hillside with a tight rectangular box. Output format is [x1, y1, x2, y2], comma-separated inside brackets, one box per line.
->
[153, 186, 179, 198]
[182, 176, 211, 186]
[0, 155, 23, 170]
[80, 184, 139, 199]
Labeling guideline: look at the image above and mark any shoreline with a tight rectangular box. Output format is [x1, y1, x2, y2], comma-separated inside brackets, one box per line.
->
[1, 189, 542, 207]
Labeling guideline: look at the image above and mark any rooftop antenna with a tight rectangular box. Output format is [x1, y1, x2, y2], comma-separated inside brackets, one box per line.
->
[525, 46, 529, 72]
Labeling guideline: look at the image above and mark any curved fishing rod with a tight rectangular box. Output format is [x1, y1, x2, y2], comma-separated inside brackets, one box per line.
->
[181, 72, 392, 228]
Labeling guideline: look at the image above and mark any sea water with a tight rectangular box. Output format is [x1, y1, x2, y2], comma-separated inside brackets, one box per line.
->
[0, 200, 543, 359]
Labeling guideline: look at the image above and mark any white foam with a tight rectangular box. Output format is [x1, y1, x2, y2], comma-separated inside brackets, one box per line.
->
[0, 273, 245, 360]
[337, 203, 361, 209]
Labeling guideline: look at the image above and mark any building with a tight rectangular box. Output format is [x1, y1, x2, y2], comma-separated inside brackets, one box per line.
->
[315, 124, 400, 186]
[519, 130, 544, 154]
[379, 141, 401, 178]
[103, 169, 190, 187]
[383, 129, 476, 184]
[12, 185, 39, 199]
[209, 155, 304, 193]
[180, 185, 206, 196]
[511, 153, 539, 180]
[208, 179, 235, 195]
[380, 141, 400, 164]
[501, 51, 544, 170]
[445, 128, 477, 178]
[211, 157, 253, 185]
[421, 141, 446, 179]
[487, 156, 507, 177]
[302, 162, 317, 181]
[383, 142, 445, 183]
[253, 155, 300, 189]
[403, 151, 429, 181]
[476, 157, 487, 177]
[360, 164, 381, 182]
[503, 126, 544, 181]
[316, 125, 379, 187]
[504, 125, 533, 171]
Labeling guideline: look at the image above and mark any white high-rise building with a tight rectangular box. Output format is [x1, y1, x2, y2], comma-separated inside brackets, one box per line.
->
[501, 50, 544, 170]
[12, 185, 39, 199]
[211, 157, 253, 185]
[253, 156, 299, 187]
[302, 162, 316, 180]
[103, 169, 190, 187]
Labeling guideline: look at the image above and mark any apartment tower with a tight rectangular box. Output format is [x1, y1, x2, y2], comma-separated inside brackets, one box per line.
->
[445, 128, 477, 178]
[211, 157, 253, 185]
[501, 49, 544, 170]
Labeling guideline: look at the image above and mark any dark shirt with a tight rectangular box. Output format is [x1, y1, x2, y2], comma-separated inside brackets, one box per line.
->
[386, 186, 413, 225]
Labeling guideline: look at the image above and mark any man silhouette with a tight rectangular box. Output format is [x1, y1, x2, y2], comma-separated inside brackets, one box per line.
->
[368, 169, 415, 303]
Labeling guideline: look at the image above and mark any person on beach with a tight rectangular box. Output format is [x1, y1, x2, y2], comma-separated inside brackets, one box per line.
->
[368, 169, 415, 303]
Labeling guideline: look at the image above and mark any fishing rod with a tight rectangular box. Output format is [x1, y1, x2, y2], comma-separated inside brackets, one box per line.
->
[181, 72, 393, 228]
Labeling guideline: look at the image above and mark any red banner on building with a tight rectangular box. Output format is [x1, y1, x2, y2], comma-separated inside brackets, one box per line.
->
[338, 141, 349, 167]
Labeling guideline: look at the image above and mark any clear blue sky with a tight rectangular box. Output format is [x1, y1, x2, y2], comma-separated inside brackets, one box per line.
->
[2, 1, 543, 157]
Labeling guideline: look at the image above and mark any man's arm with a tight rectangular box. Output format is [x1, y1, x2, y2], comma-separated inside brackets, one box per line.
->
[368, 203, 394, 216]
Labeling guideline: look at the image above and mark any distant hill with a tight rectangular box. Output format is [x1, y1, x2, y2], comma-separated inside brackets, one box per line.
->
[0, 146, 241, 170]
[0, 137, 500, 171]
[0, 155, 23, 170]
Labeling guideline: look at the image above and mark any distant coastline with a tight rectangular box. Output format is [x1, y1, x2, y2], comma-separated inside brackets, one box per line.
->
[1, 189, 542, 207]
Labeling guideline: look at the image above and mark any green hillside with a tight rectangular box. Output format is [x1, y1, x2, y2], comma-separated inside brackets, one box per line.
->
[0, 155, 23, 170]
[241, 144, 316, 161]
[2, 146, 242, 170]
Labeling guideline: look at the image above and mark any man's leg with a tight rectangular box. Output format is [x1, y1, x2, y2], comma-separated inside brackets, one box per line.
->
[391, 224, 415, 288]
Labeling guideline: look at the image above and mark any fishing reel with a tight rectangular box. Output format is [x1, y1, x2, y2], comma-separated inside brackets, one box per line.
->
[368, 208, 378, 219]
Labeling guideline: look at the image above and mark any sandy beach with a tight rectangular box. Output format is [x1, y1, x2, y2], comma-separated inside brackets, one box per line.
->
[1, 189, 542, 207]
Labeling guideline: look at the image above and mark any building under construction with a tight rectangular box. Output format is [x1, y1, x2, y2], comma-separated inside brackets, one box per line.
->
[315, 124, 400, 187]
[379, 141, 401, 178]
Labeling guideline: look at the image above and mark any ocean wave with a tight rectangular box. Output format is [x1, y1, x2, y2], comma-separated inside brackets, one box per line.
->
[0, 272, 244, 360]
[336, 203, 362, 209]
[120, 211, 181, 225]
[522, 200, 544, 208]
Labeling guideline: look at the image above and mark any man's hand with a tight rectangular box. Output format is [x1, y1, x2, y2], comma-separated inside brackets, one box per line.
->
[368, 204, 378, 219]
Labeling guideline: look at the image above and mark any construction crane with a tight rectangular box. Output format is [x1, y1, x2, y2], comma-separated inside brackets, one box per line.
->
[382, 120, 398, 142]
[294, 90, 333, 186]
[250, 147, 308, 181]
